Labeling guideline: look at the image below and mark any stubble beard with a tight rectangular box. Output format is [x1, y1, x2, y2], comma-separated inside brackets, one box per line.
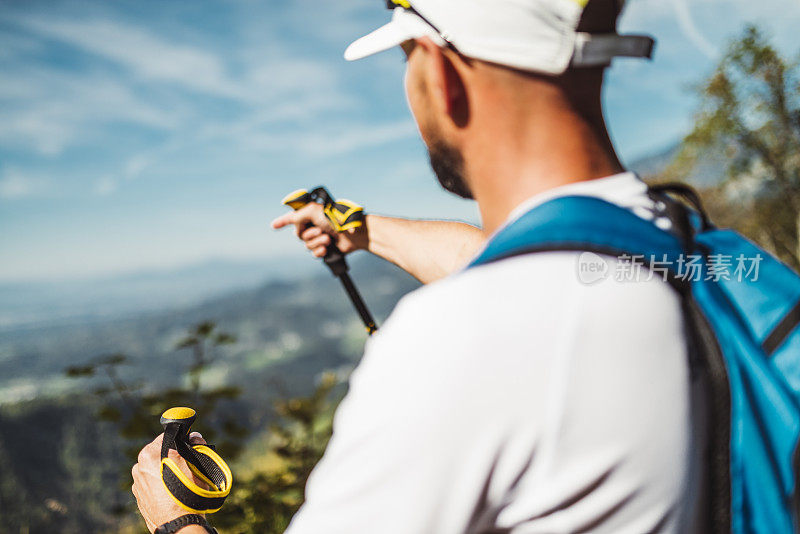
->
[427, 137, 473, 200]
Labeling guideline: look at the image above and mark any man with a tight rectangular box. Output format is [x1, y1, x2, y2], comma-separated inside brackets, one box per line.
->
[132, 0, 706, 532]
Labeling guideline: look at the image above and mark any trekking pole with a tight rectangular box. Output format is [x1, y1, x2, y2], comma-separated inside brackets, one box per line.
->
[159, 407, 232, 514]
[281, 187, 378, 335]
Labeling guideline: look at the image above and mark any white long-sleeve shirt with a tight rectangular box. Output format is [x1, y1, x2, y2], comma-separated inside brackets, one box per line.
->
[286, 173, 706, 533]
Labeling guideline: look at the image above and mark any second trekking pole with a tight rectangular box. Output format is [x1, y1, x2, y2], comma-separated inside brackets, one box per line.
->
[281, 186, 378, 335]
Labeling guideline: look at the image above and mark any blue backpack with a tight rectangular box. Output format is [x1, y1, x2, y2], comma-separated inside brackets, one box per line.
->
[469, 183, 800, 533]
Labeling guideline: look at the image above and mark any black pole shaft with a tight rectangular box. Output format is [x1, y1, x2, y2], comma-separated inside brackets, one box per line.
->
[322, 243, 378, 335]
[337, 272, 378, 334]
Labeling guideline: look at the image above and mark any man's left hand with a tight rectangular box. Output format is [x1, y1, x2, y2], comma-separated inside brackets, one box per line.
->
[131, 431, 207, 532]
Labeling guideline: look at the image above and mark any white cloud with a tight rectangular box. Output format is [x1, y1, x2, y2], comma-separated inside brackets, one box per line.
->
[295, 120, 418, 157]
[110, 88, 359, 182]
[623, 0, 800, 54]
[0, 32, 44, 62]
[234, 119, 417, 157]
[14, 16, 243, 99]
[0, 68, 181, 155]
[0, 110, 73, 156]
[93, 176, 118, 196]
[0, 169, 48, 199]
[669, 0, 718, 59]
[0, 10, 355, 158]
[10, 13, 350, 105]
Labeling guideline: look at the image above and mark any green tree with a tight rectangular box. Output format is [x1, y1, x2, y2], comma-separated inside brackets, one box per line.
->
[59, 415, 116, 533]
[0, 398, 124, 533]
[176, 320, 237, 404]
[65, 321, 341, 533]
[0, 437, 40, 533]
[666, 25, 800, 269]
[65, 320, 246, 529]
[213, 373, 339, 534]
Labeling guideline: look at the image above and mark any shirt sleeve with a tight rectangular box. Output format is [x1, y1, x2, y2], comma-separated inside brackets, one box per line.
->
[283, 288, 552, 534]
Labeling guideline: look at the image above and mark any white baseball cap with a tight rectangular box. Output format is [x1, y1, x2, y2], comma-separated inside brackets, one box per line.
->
[344, 0, 654, 75]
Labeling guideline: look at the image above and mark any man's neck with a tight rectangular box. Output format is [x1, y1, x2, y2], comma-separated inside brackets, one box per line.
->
[465, 85, 623, 235]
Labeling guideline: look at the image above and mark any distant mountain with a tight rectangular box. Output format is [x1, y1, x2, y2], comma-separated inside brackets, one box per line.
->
[0, 253, 419, 404]
[628, 143, 680, 178]
[0, 256, 314, 330]
[0, 140, 727, 332]
[627, 142, 727, 187]
[0, 252, 419, 534]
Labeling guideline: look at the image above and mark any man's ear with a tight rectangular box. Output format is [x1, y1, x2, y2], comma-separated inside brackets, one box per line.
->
[415, 37, 469, 128]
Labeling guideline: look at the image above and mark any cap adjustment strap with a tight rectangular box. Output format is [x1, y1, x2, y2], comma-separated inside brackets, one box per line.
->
[571, 33, 655, 67]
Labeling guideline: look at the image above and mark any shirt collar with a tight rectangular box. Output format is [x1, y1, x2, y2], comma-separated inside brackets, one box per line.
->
[472, 172, 646, 261]
[503, 172, 645, 229]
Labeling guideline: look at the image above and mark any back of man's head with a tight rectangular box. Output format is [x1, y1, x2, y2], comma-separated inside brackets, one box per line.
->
[345, 0, 654, 205]
[346, 0, 651, 127]
[478, 0, 628, 119]
[559, 0, 626, 124]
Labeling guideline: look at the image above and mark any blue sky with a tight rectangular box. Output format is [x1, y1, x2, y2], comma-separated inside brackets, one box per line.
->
[0, 0, 798, 282]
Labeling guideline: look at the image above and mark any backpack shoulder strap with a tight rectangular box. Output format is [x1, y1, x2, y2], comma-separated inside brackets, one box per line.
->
[469, 195, 689, 291]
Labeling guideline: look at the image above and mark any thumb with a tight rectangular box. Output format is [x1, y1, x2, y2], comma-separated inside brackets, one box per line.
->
[189, 432, 207, 446]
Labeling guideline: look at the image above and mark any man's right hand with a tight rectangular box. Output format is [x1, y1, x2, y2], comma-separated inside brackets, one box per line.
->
[271, 202, 369, 258]
[272, 197, 484, 284]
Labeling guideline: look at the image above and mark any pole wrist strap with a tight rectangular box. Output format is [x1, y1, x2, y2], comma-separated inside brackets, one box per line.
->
[281, 187, 366, 232]
[159, 407, 233, 514]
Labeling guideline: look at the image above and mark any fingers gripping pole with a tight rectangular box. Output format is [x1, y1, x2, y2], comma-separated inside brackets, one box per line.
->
[159, 407, 233, 514]
[280, 188, 366, 233]
[281, 186, 377, 334]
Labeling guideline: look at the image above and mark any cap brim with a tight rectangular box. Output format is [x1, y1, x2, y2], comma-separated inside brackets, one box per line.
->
[344, 8, 441, 61]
